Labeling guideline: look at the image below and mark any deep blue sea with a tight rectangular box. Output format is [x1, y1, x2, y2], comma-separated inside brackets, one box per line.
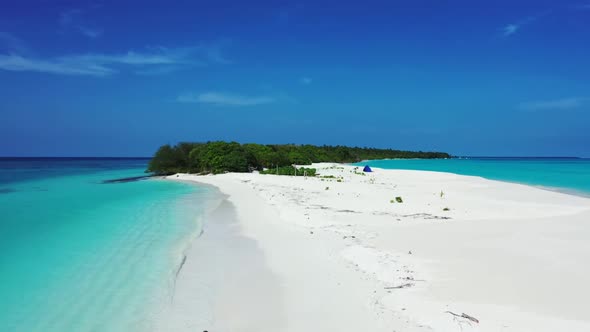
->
[356, 157, 590, 195]
[0, 158, 218, 332]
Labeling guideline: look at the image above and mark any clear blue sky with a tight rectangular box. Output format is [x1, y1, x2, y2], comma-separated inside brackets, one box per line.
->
[1, 0, 589, 157]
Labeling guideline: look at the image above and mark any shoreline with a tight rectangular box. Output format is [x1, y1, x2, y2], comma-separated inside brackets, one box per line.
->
[377, 168, 590, 199]
[355, 159, 590, 199]
[158, 163, 590, 331]
[152, 182, 285, 331]
[136, 179, 228, 331]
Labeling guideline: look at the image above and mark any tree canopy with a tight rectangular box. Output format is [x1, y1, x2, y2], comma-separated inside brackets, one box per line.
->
[147, 141, 451, 175]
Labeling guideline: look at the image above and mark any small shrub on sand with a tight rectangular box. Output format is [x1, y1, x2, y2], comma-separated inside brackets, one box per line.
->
[325, 186, 330, 190]
[395, 196, 403, 203]
[443, 207, 450, 211]
[260, 166, 316, 176]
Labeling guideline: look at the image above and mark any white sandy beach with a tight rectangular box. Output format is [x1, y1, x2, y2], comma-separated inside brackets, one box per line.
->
[156, 163, 590, 331]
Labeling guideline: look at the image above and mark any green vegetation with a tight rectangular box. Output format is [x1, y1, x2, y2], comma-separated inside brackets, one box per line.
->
[443, 207, 450, 211]
[319, 175, 344, 182]
[351, 167, 367, 176]
[390, 197, 404, 203]
[259, 166, 317, 176]
[147, 141, 451, 175]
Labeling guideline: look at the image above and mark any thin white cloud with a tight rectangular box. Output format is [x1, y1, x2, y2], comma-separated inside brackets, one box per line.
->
[0, 44, 230, 76]
[518, 97, 588, 111]
[79, 27, 103, 38]
[177, 92, 275, 106]
[300, 77, 312, 85]
[0, 54, 113, 76]
[502, 24, 519, 36]
[135, 66, 182, 76]
[501, 13, 548, 37]
[59, 51, 181, 66]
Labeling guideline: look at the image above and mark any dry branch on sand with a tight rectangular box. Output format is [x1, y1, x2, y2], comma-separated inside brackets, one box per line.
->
[384, 283, 414, 289]
[445, 311, 480, 324]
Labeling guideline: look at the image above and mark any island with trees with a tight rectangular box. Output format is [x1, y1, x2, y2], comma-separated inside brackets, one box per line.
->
[147, 141, 450, 175]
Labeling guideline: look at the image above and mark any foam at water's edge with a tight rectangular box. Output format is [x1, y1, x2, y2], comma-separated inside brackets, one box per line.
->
[358, 158, 590, 197]
[157, 182, 226, 306]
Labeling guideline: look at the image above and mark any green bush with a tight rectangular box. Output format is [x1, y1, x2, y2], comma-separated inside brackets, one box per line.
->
[260, 166, 317, 176]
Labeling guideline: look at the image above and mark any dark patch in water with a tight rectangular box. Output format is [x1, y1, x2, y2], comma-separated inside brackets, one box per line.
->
[101, 175, 154, 184]
[0, 188, 17, 194]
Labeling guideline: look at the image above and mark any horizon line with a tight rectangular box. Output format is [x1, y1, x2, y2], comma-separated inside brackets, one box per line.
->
[1, 156, 588, 159]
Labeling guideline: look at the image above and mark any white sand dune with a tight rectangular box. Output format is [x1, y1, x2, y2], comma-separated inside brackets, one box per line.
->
[157, 163, 590, 331]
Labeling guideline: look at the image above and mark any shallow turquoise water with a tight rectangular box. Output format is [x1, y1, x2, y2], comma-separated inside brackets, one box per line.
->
[355, 158, 590, 195]
[0, 158, 217, 331]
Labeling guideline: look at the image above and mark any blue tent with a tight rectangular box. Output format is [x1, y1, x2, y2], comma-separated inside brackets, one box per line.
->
[363, 165, 372, 172]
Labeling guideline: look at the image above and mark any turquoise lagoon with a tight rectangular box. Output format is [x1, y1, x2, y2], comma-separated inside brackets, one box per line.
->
[356, 157, 590, 195]
[0, 158, 219, 331]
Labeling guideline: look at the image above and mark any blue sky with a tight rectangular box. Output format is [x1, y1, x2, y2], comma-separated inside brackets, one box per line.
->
[1, 0, 589, 157]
